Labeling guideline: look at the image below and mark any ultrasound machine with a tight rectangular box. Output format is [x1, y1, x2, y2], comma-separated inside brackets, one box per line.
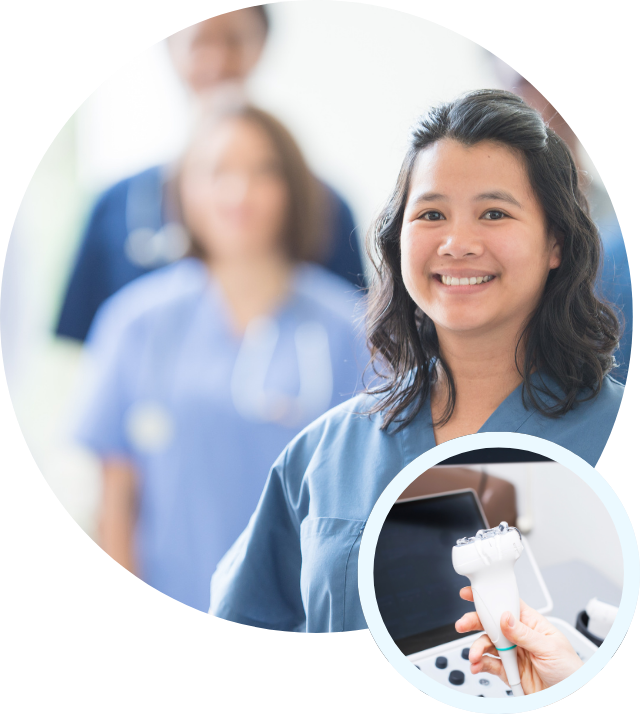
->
[373, 451, 601, 698]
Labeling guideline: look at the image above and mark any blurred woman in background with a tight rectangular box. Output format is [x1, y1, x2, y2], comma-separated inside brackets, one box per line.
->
[74, 104, 367, 612]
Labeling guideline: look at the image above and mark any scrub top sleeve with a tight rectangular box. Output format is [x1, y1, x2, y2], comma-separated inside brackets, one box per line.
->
[209, 448, 307, 632]
[55, 191, 114, 342]
[72, 303, 136, 458]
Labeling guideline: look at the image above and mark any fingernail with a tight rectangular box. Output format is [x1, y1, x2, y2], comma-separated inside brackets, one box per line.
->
[507, 612, 515, 627]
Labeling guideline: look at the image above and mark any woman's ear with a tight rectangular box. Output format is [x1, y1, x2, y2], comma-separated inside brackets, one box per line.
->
[549, 231, 563, 270]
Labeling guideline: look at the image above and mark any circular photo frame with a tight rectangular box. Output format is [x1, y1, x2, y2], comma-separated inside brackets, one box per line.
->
[358, 432, 639, 712]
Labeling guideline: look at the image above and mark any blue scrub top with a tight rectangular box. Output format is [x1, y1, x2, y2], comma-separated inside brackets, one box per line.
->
[56, 166, 364, 342]
[75, 258, 369, 612]
[209, 372, 624, 632]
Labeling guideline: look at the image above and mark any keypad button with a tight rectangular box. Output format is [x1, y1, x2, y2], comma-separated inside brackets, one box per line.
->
[449, 670, 465, 686]
[479, 679, 490, 687]
[461, 647, 470, 660]
[435, 656, 448, 669]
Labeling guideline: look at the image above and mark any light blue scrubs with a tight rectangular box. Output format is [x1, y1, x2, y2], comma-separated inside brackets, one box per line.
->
[75, 258, 368, 612]
[209, 372, 624, 632]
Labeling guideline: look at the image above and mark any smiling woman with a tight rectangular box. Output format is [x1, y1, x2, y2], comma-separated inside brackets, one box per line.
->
[366, 89, 621, 443]
[208, 90, 625, 634]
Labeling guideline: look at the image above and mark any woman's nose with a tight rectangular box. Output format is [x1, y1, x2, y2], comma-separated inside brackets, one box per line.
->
[220, 172, 251, 203]
[436, 221, 484, 259]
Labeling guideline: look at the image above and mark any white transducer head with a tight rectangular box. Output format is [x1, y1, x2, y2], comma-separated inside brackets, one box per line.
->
[452, 522, 525, 696]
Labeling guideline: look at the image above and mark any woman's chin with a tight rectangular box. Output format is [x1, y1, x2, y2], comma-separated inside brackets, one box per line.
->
[431, 314, 506, 337]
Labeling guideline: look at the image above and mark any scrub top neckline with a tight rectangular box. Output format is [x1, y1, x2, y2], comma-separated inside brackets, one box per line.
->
[185, 258, 305, 342]
[399, 369, 554, 467]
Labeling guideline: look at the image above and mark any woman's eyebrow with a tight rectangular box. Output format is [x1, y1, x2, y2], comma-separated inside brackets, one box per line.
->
[408, 191, 448, 206]
[474, 191, 522, 208]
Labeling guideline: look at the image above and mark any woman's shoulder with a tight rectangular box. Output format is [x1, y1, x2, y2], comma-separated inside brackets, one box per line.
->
[531, 370, 624, 414]
[522, 372, 625, 467]
[87, 258, 207, 342]
[596, 373, 625, 401]
[572, 374, 624, 422]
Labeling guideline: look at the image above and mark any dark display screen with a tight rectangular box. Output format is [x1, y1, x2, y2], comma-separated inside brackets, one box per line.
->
[373, 491, 487, 655]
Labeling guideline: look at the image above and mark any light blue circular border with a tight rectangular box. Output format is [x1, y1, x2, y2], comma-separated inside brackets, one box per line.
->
[358, 432, 639, 713]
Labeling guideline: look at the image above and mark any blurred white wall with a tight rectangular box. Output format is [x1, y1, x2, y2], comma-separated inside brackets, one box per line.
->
[468, 461, 623, 590]
[76, 42, 189, 191]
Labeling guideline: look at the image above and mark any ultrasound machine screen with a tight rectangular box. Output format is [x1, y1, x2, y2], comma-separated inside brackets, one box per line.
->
[374, 490, 488, 655]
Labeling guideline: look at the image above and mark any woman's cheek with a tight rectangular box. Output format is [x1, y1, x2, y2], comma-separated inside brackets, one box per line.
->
[401, 239, 431, 308]
[259, 185, 288, 239]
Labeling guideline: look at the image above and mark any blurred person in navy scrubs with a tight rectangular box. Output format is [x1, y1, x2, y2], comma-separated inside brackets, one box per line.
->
[56, 6, 363, 343]
[491, 57, 632, 381]
[74, 103, 368, 612]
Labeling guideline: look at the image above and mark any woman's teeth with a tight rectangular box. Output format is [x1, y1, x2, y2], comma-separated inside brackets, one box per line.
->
[440, 275, 494, 286]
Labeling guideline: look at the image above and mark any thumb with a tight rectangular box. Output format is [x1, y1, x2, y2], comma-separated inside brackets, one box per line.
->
[501, 611, 549, 656]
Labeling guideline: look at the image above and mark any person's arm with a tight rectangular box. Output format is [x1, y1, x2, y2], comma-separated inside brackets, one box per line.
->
[98, 458, 138, 575]
[455, 586, 583, 693]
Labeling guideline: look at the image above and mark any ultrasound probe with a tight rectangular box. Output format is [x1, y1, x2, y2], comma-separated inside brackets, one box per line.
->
[452, 522, 525, 696]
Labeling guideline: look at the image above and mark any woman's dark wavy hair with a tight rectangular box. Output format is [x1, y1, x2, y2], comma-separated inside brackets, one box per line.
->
[365, 89, 621, 431]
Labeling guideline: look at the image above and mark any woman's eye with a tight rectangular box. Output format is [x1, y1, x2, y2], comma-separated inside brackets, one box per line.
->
[483, 210, 507, 220]
[421, 210, 445, 221]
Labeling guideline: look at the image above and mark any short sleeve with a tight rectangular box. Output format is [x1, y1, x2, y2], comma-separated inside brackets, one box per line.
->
[208, 447, 306, 632]
[55, 190, 117, 342]
[72, 299, 138, 458]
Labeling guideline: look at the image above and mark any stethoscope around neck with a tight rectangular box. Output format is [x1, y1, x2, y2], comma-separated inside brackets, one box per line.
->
[230, 314, 334, 429]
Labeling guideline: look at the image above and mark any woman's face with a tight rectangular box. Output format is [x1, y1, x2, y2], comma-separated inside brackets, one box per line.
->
[400, 139, 561, 339]
[180, 117, 289, 261]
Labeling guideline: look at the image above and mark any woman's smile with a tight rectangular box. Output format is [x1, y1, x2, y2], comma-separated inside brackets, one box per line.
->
[434, 272, 496, 287]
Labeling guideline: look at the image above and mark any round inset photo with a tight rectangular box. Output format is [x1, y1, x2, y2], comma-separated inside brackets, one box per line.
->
[358, 434, 638, 711]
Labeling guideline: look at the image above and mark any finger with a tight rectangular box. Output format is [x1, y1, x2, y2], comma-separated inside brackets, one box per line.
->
[518, 599, 557, 636]
[469, 654, 509, 685]
[468, 634, 498, 664]
[500, 611, 550, 655]
[455, 610, 483, 633]
[459, 586, 474, 602]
